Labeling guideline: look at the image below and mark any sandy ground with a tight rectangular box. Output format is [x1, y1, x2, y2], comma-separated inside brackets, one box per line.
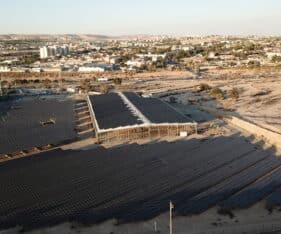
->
[3, 201, 281, 234]
[168, 78, 281, 134]
[119, 69, 281, 135]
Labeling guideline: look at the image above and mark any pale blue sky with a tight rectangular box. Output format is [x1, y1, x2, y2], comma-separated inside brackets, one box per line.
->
[0, 0, 280, 35]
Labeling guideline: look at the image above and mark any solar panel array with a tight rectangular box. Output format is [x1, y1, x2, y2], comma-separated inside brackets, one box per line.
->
[0, 97, 77, 155]
[1, 135, 281, 231]
[89, 93, 142, 130]
[220, 166, 281, 210]
[267, 188, 281, 207]
[89, 93, 193, 131]
[124, 92, 192, 124]
[178, 156, 281, 216]
[0, 97, 16, 114]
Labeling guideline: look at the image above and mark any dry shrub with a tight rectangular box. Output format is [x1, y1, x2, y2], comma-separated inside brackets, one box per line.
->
[248, 97, 262, 104]
[210, 87, 224, 100]
[228, 88, 240, 100]
[263, 97, 280, 105]
[100, 84, 110, 94]
[217, 208, 235, 219]
[251, 89, 271, 97]
[197, 83, 211, 92]
[113, 78, 122, 85]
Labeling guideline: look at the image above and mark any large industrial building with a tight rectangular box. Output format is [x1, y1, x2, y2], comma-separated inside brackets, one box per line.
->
[87, 92, 197, 142]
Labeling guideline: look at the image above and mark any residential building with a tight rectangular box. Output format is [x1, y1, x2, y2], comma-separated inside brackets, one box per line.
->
[40, 45, 70, 59]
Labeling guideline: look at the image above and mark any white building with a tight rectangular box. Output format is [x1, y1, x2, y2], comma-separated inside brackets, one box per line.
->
[136, 53, 166, 62]
[78, 64, 113, 73]
[266, 52, 281, 60]
[0, 66, 11, 72]
[40, 45, 70, 59]
[31, 67, 42, 73]
[78, 66, 105, 72]
[104, 56, 120, 64]
[97, 77, 109, 82]
[40, 47, 48, 59]
[126, 60, 145, 68]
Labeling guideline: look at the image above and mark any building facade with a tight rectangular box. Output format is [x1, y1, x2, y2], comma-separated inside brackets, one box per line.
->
[40, 45, 70, 59]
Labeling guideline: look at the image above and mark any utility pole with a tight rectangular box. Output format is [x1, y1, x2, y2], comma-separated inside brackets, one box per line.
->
[169, 201, 174, 234]
[154, 221, 157, 232]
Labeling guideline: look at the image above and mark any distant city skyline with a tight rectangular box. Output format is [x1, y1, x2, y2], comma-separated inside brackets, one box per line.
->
[0, 0, 281, 35]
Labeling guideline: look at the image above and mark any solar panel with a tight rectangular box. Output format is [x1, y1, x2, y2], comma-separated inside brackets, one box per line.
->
[0, 96, 77, 155]
[124, 92, 192, 123]
[89, 93, 142, 130]
[266, 186, 281, 206]
[219, 166, 281, 210]
[178, 156, 281, 215]
[0, 135, 280, 230]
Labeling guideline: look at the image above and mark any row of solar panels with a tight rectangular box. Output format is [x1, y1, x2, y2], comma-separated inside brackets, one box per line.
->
[89, 92, 192, 131]
[124, 92, 192, 124]
[89, 93, 142, 130]
[0, 97, 77, 155]
[1, 135, 281, 230]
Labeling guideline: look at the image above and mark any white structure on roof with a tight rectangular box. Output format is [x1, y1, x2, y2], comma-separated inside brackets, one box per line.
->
[118, 92, 151, 125]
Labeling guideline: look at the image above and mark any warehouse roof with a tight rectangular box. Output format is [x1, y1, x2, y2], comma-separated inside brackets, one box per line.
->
[88, 92, 194, 133]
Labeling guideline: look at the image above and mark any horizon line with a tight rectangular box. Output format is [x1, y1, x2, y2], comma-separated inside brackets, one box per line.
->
[0, 33, 281, 37]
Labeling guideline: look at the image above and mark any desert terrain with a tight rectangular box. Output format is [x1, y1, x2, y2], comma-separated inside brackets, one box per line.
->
[117, 68, 281, 137]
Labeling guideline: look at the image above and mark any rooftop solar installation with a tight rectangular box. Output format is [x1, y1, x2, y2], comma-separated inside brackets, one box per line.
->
[123, 92, 193, 124]
[89, 93, 143, 130]
[88, 92, 193, 132]
[0, 96, 77, 155]
[0, 135, 280, 231]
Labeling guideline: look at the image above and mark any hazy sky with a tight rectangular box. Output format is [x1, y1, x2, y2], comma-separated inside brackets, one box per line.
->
[0, 0, 280, 35]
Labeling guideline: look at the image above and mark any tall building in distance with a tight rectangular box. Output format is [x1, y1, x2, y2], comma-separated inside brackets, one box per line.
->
[40, 45, 70, 59]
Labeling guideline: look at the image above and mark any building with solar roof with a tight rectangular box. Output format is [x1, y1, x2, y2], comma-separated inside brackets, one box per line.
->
[87, 92, 197, 142]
